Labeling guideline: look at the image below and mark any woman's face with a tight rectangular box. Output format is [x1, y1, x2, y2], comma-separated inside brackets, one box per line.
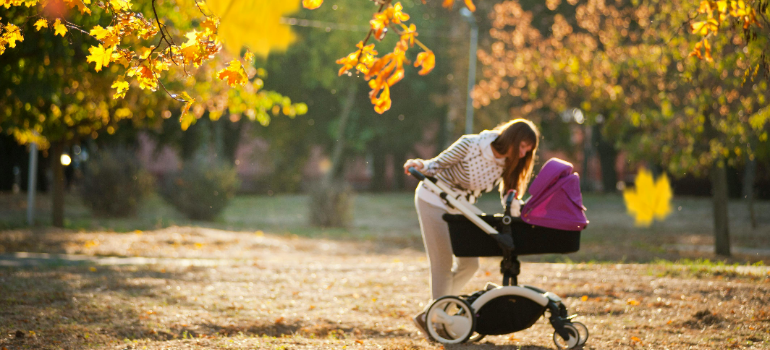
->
[517, 141, 534, 158]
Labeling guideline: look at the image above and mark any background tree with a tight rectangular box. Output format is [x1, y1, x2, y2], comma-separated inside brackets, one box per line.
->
[473, 0, 769, 256]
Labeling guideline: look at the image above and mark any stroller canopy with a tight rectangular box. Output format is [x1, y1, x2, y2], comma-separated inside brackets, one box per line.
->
[521, 158, 588, 231]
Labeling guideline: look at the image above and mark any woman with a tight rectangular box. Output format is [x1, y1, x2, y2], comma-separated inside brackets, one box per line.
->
[403, 118, 540, 336]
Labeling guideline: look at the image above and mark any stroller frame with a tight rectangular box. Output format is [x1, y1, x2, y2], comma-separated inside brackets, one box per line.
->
[409, 168, 588, 349]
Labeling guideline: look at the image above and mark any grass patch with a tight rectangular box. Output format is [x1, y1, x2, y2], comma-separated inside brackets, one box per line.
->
[648, 258, 768, 279]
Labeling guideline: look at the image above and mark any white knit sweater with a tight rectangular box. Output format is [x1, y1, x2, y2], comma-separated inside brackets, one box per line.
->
[417, 130, 505, 207]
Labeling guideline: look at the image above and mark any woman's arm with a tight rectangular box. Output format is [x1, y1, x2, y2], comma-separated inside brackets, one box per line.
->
[420, 136, 473, 176]
[403, 136, 473, 176]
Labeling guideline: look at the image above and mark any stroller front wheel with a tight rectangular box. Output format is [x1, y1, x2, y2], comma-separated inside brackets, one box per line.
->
[553, 323, 579, 349]
[426, 296, 476, 344]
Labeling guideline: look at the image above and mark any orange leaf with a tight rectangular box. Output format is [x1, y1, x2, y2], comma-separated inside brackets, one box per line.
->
[631, 336, 642, 343]
[414, 51, 435, 75]
[464, 0, 476, 12]
[217, 60, 248, 87]
[371, 84, 392, 114]
[302, 0, 323, 10]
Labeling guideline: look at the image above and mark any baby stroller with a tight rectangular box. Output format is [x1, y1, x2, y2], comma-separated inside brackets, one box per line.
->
[409, 158, 589, 349]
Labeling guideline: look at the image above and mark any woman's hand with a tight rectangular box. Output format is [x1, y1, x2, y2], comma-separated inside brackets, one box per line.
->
[403, 159, 424, 175]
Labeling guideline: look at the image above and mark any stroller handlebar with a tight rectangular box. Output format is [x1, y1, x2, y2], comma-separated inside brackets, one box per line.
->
[408, 167, 427, 181]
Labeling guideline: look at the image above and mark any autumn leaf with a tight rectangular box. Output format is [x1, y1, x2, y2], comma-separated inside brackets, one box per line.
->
[87, 44, 113, 72]
[442, 0, 475, 11]
[179, 92, 196, 131]
[217, 60, 248, 87]
[111, 79, 129, 99]
[206, 0, 298, 57]
[33, 19, 48, 31]
[623, 167, 672, 227]
[2, 24, 23, 48]
[414, 50, 435, 75]
[53, 19, 67, 37]
[302, 0, 323, 10]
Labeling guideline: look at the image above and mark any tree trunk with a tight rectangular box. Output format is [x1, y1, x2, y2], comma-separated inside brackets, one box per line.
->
[594, 123, 618, 193]
[326, 83, 359, 183]
[51, 142, 65, 228]
[712, 159, 731, 256]
[743, 155, 757, 229]
[370, 136, 387, 192]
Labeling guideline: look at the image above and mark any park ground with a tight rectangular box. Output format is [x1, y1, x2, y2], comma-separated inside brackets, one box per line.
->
[1, 193, 769, 349]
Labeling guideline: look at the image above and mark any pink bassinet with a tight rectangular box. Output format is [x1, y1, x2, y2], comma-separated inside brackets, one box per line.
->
[521, 158, 589, 231]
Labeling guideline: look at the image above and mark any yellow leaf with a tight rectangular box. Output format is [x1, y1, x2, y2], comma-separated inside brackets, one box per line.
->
[244, 49, 254, 62]
[302, 0, 323, 10]
[623, 167, 672, 227]
[87, 44, 113, 72]
[580, 295, 588, 302]
[53, 19, 67, 37]
[627, 298, 640, 305]
[206, 0, 298, 57]
[109, 0, 131, 11]
[179, 92, 196, 131]
[2, 24, 23, 48]
[34, 19, 48, 31]
[89, 267, 97, 272]
[217, 59, 248, 87]
[111, 80, 129, 99]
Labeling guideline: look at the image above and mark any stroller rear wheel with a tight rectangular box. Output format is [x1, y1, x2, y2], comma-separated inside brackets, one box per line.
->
[426, 296, 476, 344]
[553, 323, 579, 349]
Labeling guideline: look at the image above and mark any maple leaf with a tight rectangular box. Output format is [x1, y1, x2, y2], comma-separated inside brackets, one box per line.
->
[90, 25, 120, 47]
[86, 44, 113, 72]
[111, 79, 129, 99]
[302, 0, 323, 10]
[109, 0, 131, 11]
[217, 60, 247, 87]
[206, 0, 298, 57]
[53, 19, 67, 37]
[179, 92, 196, 131]
[623, 167, 672, 227]
[371, 84, 391, 114]
[34, 19, 48, 31]
[64, 0, 91, 14]
[2, 24, 23, 48]
[414, 50, 435, 75]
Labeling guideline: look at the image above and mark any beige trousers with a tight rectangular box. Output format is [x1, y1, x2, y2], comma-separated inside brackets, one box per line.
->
[415, 192, 480, 301]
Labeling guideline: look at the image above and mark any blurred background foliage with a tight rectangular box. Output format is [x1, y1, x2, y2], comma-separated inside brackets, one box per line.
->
[0, 0, 768, 257]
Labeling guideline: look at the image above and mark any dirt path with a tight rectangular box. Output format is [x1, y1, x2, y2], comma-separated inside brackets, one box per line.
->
[1, 227, 769, 349]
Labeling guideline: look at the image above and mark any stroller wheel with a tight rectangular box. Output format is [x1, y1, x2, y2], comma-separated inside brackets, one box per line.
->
[553, 323, 579, 349]
[426, 296, 476, 344]
[571, 321, 589, 346]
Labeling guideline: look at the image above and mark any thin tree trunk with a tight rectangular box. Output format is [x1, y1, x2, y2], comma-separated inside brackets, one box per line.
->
[51, 142, 65, 228]
[325, 83, 358, 184]
[743, 156, 757, 229]
[712, 159, 731, 256]
[370, 136, 387, 192]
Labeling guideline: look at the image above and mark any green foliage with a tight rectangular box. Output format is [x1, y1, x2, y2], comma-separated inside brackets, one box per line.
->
[79, 148, 154, 217]
[160, 154, 240, 221]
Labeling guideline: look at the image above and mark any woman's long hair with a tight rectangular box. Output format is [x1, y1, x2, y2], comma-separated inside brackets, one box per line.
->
[491, 119, 540, 197]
